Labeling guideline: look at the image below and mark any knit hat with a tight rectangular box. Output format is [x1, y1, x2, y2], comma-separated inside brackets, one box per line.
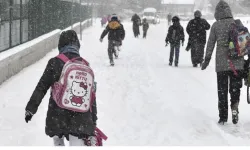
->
[58, 30, 80, 50]
[194, 10, 202, 18]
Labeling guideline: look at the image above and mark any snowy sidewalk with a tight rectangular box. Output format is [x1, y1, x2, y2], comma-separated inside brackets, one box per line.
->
[1, 20, 250, 146]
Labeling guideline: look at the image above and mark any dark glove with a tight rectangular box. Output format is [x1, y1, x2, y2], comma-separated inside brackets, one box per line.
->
[99, 38, 103, 43]
[165, 41, 169, 47]
[25, 110, 33, 123]
[185, 44, 191, 51]
[201, 58, 210, 70]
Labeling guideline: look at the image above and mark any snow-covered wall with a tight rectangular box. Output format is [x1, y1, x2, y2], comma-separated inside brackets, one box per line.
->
[0, 29, 60, 85]
[0, 19, 92, 85]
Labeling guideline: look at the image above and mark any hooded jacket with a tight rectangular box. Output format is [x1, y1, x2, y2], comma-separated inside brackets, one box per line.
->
[186, 17, 210, 44]
[165, 21, 184, 44]
[204, 0, 244, 72]
[25, 46, 97, 140]
[142, 20, 149, 31]
[100, 20, 125, 42]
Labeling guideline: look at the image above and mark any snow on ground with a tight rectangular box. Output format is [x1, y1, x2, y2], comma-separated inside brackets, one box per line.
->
[1, 19, 250, 146]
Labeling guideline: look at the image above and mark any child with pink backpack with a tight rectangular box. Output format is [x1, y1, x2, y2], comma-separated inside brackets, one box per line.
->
[25, 30, 107, 146]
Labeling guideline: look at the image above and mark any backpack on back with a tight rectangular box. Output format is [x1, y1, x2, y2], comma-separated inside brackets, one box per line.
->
[52, 54, 95, 113]
[228, 21, 250, 58]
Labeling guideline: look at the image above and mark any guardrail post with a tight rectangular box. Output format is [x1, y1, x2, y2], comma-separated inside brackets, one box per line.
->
[9, 0, 13, 48]
[80, 0, 82, 40]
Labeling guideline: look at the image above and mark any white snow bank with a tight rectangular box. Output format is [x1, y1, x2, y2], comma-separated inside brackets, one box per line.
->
[0, 29, 61, 85]
[0, 29, 60, 62]
[0, 19, 93, 85]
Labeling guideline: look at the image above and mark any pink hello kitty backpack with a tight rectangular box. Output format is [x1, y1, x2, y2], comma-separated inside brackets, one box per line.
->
[52, 54, 95, 113]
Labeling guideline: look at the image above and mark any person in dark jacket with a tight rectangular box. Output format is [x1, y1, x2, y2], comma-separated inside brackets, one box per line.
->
[142, 18, 149, 39]
[25, 30, 98, 146]
[100, 14, 125, 66]
[131, 13, 141, 38]
[167, 13, 172, 26]
[165, 16, 185, 67]
[186, 10, 210, 67]
[201, 0, 244, 125]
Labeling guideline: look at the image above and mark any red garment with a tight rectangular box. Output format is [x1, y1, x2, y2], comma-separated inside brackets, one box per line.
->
[71, 96, 83, 105]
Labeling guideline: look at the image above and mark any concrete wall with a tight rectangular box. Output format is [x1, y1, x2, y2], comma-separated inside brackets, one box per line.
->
[0, 19, 92, 85]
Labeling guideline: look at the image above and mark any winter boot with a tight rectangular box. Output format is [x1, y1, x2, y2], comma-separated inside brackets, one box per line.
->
[232, 110, 239, 124]
[218, 119, 227, 125]
[193, 64, 198, 67]
[110, 60, 114, 66]
[175, 63, 178, 67]
[169, 62, 172, 66]
[231, 102, 239, 124]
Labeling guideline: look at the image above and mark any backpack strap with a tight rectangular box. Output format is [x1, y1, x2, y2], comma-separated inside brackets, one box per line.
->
[57, 54, 89, 66]
[70, 57, 81, 62]
[71, 57, 90, 66]
[81, 58, 90, 66]
[56, 54, 70, 63]
[232, 25, 241, 55]
[228, 56, 238, 76]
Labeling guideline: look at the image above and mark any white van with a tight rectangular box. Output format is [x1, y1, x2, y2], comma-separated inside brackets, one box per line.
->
[142, 8, 159, 24]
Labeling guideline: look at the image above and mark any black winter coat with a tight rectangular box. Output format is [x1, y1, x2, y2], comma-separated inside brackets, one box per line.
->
[100, 20, 125, 42]
[142, 22, 149, 32]
[186, 18, 210, 44]
[25, 52, 97, 140]
[131, 14, 141, 26]
[165, 23, 185, 44]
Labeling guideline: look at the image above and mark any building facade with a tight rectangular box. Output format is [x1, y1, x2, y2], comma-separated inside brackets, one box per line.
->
[161, 0, 195, 17]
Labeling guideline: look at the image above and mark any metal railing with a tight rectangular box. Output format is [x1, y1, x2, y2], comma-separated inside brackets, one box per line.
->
[0, 0, 93, 52]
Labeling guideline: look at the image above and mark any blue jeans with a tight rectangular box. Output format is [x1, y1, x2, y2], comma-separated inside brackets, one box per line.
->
[169, 43, 180, 65]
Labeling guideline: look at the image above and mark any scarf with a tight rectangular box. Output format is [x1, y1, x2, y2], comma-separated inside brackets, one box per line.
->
[59, 45, 80, 55]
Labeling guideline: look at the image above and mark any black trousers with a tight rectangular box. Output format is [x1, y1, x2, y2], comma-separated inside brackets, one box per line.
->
[133, 25, 140, 37]
[217, 71, 243, 121]
[143, 30, 148, 38]
[191, 42, 205, 65]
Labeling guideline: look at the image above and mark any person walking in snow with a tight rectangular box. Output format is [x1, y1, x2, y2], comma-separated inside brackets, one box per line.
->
[107, 14, 111, 22]
[25, 30, 98, 146]
[101, 16, 108, 27]
[201, 0, 244, 125]
[186, 10, 210, 67]
[167, 13, 172, 26]
[131, 13, 141, 38]
[142, 18, 149, 39]
[165, 16, 185, 67]
[100, 14, 125, 66]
